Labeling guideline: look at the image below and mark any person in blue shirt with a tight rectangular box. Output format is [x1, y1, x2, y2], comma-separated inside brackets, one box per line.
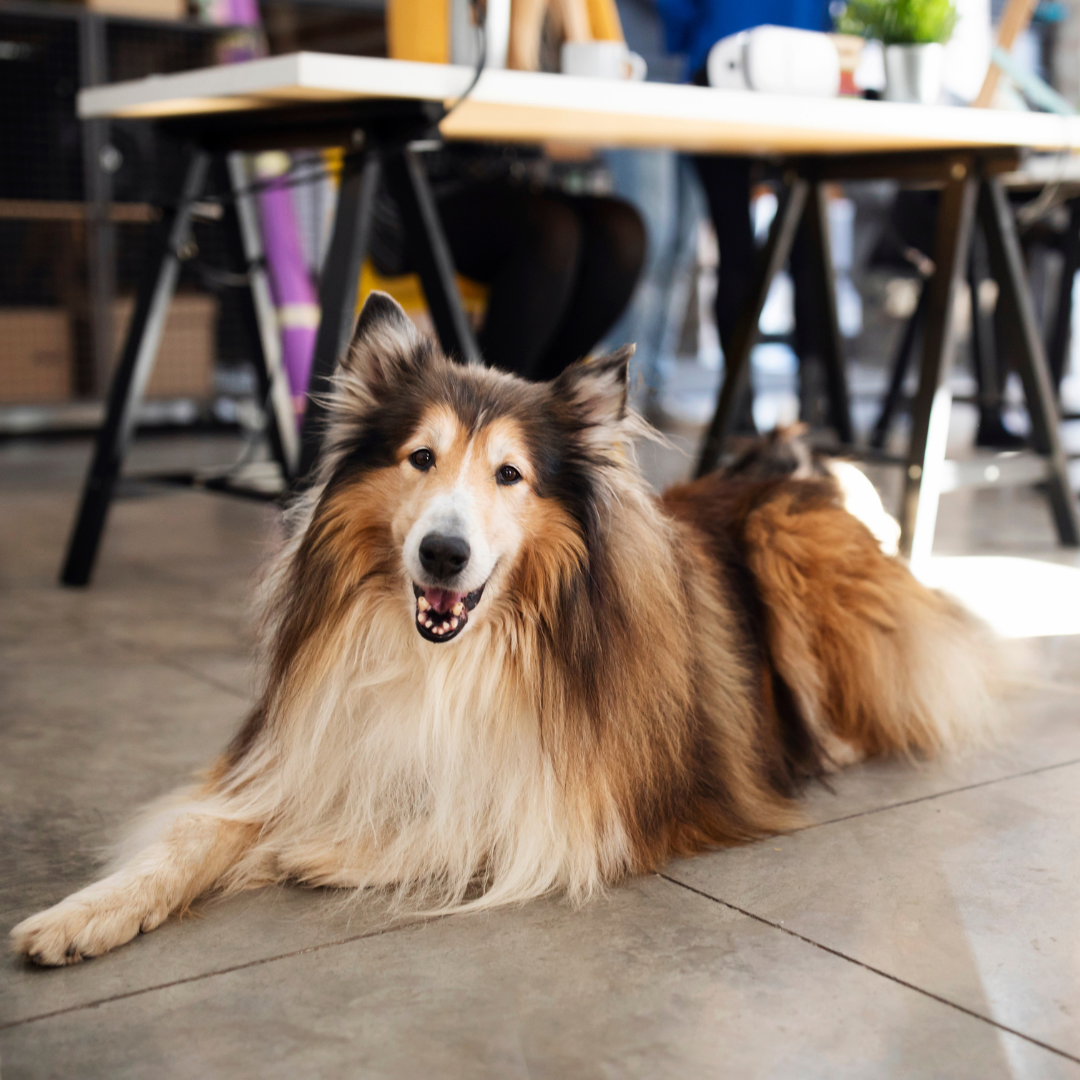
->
[656, 0, 831, 81]
[656, 0, 833, 432]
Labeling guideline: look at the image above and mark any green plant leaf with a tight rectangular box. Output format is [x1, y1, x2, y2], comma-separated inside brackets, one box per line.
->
[834, 0, 956, 44]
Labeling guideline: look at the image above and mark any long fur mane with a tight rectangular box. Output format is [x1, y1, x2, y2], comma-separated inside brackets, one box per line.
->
[205, 320, 802, 913]
[10, 293, 1002, 968]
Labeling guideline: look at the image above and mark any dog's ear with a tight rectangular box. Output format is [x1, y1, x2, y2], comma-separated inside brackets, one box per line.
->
[552, 345, 634, 427]
[341, 291, 422, 397]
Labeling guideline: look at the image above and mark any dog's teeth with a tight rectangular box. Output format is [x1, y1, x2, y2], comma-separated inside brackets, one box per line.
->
[417, 596, 430, 612]
[417, 612, 424, 622]
[450, 617, 459, 629]
[451, 602, 464, 617]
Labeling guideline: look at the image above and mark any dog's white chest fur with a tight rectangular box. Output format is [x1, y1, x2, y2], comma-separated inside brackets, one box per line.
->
[244, 612, 621, 909]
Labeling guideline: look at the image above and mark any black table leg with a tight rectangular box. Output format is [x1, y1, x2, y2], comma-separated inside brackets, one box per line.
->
[802, 181, 854, 445]
[695, 177, 809, 478]
[979, 178, 1080, 546]
[899, 163, 978, 562]
[60, 149, 211, 587]
[226, 153, 300, 483]
[870, 282, 927, 450]
[1047, 197, 1080, 392]
[297, 151, 382, 481]
[382, 147, 481, 366]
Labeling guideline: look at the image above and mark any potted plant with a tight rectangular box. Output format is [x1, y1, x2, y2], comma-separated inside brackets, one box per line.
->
[836, 0, 957, 104]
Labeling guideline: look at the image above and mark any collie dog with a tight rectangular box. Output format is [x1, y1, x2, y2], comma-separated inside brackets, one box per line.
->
[12, 293, 998, 966]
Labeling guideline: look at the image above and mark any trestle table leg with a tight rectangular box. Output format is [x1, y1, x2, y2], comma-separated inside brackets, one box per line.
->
[60, 150, 211, 586]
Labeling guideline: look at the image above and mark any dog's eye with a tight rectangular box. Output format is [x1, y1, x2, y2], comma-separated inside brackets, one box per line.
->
[497, 464, 522, 486]
[409, 448, 434, 471]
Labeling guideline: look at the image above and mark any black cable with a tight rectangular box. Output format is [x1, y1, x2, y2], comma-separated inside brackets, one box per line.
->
[211, 157, 337, 206]
[439, 0, 487, 129]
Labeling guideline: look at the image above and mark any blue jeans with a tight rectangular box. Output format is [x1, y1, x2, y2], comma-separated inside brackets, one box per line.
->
[600, 150, 706, 405]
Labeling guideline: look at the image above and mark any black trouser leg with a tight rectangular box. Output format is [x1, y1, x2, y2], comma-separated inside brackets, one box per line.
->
[529, 196, 643, 382]
[529, 195, 646, 381]
[383, 148, 481, 366]
[1047, 197, 1080, 392]
[695, 177, 809, 478]
[694, 155, 758, 438]
[431, 184, 580, 377]
[968, 224, 1003, 423]
[793, 182, 853, 443]
[429, 185, 644, 381]
[60, 149, 210, 587]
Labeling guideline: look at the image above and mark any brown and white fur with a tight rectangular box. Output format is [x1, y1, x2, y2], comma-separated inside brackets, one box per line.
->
[11, 292, 1000, 966]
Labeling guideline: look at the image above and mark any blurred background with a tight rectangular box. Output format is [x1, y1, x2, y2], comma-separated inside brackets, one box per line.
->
[5, 0, 1080, 614]
[2, 0, 1078, 441]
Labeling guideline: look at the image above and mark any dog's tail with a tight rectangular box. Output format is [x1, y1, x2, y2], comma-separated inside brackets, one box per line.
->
[742, 483, 1004, 762]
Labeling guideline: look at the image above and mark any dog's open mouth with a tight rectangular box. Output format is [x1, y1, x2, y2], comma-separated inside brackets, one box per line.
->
[413, 582, 485, 643]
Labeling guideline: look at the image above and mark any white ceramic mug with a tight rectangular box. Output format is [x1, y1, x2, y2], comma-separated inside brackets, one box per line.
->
[561, 40, 647, 81]
[706, 26, 839, 97]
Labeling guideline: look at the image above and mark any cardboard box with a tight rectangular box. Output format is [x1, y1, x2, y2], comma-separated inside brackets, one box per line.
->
[0, 309, 73, 404]
[80, 0, 188, 20]
[112, 293, 218, 400]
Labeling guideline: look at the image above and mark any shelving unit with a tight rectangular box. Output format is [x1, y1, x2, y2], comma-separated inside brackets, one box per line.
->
[0, 0, 232, 429]
[0, 0, 390, 434]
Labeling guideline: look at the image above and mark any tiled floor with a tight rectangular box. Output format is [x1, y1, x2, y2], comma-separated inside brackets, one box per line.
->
[2, 431, 1080, 1079]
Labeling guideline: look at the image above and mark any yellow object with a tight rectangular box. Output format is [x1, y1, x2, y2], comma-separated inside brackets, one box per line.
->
[358, 260, 489, 331]
[387, 0, 624, 69]
[584, 0, 623, 42]
[323, 147, 344, 181]
[386, 0, 450, 63]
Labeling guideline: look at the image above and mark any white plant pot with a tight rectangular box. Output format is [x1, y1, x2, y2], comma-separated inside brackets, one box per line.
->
[883, 42, 945, 104]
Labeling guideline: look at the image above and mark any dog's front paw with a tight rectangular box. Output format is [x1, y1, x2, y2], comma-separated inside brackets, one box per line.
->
[10, 887, 157, 967]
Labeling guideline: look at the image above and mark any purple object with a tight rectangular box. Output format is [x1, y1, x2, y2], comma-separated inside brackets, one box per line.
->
[211, 0, 320, 417]
[254, 163, 320, 416]
[228, 0, 260, 24]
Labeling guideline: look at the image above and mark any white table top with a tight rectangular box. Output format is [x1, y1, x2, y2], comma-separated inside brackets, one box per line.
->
[78, 52, 1080, 157]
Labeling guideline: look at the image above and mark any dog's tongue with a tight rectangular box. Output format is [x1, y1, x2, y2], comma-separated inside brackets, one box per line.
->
[423, 588, 464, 614]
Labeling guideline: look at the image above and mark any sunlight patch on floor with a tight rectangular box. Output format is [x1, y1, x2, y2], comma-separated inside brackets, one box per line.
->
[915, 556, 1080, 638]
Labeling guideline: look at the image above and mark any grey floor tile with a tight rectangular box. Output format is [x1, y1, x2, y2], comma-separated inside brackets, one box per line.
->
[3, 876, 1075, 1080]
[5, 434, 1080, 1078]
[800, 684, 1080, 827]
[1021, 635, 1080, 692]
[0, 636, 317, 1026]
[0, 645, 248, 914]
[668, 762, 1080, 1059]
[1, 887, 406, 1029]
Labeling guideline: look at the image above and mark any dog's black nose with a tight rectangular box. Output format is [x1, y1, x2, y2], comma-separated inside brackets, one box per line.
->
[419, 533, 470, 580]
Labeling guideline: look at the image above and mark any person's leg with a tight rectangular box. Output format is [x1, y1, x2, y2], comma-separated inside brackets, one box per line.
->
[694, 154, 757, 431]
[790, 217, 827, 426]
[530, 195, 646, 382]
[436, 184, 581, 377]
[599, 149, 680, 403]
[977, 224, 1025, 448]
